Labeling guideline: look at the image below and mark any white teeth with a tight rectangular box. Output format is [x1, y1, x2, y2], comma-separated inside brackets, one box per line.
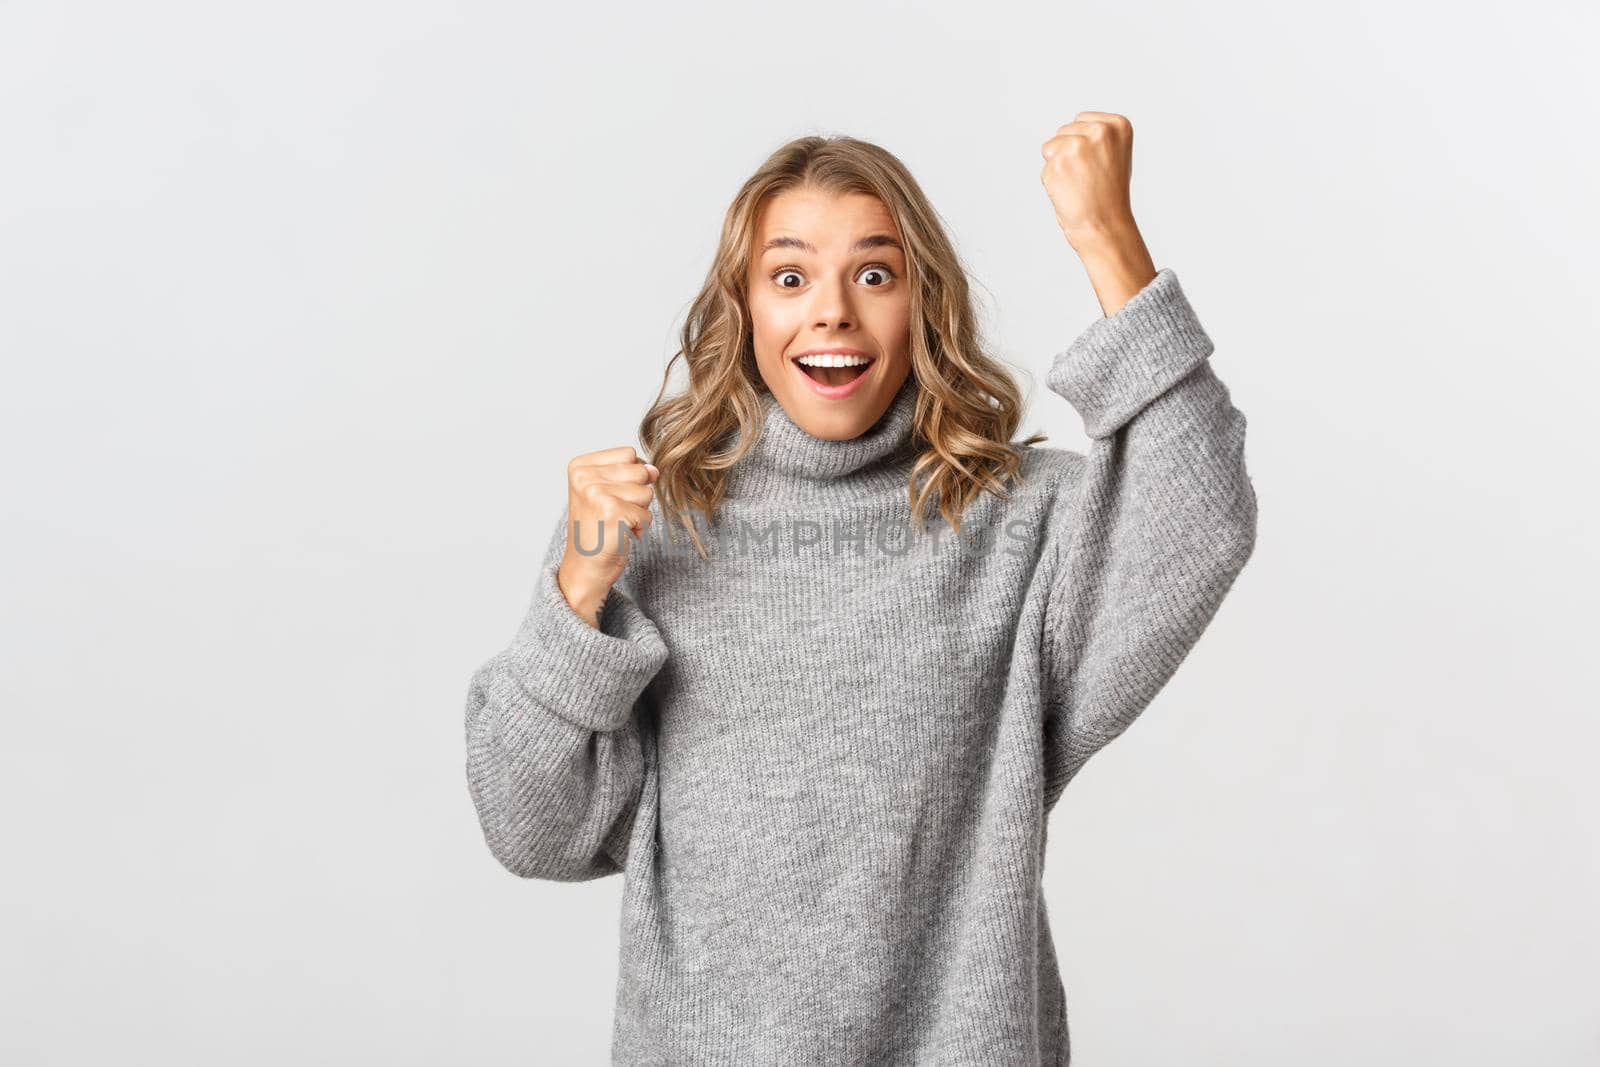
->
[796, 353, 871, 368]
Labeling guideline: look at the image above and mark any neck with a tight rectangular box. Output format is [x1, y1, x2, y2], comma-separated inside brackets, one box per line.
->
[725, 375, 922, 502]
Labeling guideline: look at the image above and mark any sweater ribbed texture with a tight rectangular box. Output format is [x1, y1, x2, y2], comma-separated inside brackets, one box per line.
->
[464, 267, 1258, 1065]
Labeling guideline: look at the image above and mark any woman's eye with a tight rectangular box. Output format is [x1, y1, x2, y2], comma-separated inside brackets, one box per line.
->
[770, 265, 897, 289]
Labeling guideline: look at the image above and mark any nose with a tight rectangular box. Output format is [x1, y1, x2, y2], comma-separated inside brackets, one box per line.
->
[811, 275, 856, 331]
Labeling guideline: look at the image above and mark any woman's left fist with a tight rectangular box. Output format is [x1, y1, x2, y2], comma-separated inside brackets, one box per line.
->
[1041, 112, 1138, 249]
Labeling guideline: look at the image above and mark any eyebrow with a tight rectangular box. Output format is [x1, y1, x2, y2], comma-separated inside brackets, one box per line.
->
[760, 233, 904, 256]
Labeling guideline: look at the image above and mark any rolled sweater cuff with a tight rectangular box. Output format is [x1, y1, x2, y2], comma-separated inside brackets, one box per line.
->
[491, 562, 669, 738]
[1046, 267, 1215, 439]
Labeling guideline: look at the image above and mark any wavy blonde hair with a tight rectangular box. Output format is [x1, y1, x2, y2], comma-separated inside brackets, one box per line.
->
[639, 134, 1047, 560]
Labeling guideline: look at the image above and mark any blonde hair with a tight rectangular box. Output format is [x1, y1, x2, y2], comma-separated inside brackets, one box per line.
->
[639, 134, 1047, 560]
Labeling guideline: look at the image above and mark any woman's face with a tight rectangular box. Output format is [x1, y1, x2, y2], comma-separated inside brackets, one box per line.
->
[745, 187, 913, 440]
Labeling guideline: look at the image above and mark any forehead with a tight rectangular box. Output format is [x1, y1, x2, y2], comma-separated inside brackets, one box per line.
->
[754, 188, 901, 253]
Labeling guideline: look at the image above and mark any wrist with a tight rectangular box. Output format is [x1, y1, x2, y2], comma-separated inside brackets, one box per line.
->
[1062, 213, 1142, 258]
[555, 566, 608, 628]
[1068, 221, 1157, 318]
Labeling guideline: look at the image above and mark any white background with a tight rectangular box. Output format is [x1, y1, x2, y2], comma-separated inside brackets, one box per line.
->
[3, 1, 1596, 1063]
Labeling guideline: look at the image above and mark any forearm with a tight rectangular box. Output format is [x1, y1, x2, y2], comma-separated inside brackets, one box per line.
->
[1068, 218, 1158, 318]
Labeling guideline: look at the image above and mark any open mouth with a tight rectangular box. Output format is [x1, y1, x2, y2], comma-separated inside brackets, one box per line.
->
[793, 353, 874, 388]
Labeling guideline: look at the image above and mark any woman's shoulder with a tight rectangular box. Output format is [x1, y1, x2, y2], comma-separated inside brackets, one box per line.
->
[1003, 443, 1092, 559]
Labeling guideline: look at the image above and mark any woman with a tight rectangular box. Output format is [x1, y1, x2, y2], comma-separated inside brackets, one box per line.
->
[464, 113, 1258, 1065]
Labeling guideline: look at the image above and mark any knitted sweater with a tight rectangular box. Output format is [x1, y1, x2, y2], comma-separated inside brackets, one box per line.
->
[463, 267, 1258, 1065]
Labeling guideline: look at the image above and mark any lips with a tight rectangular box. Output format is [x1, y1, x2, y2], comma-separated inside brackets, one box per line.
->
[791, 349, 875, 388]
[789, 350, 876, 399]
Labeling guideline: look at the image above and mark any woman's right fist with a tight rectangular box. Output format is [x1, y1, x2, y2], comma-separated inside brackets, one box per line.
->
[556, 446, 658, 628]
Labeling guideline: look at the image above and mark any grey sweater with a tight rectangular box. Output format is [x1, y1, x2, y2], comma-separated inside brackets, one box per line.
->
[464, 267, 1258, 1065]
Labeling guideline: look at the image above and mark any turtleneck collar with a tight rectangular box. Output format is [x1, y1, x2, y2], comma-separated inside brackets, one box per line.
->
[725, 374, 921, 500]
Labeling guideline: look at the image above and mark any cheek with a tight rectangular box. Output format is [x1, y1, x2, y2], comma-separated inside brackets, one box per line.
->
[749, 295, 799, 350]
[872, 297, 913, 354]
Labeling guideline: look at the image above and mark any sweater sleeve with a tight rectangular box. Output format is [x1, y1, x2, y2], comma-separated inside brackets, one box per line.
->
[1040, 267, 1258, 797]
[463, 505, 669, 881]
